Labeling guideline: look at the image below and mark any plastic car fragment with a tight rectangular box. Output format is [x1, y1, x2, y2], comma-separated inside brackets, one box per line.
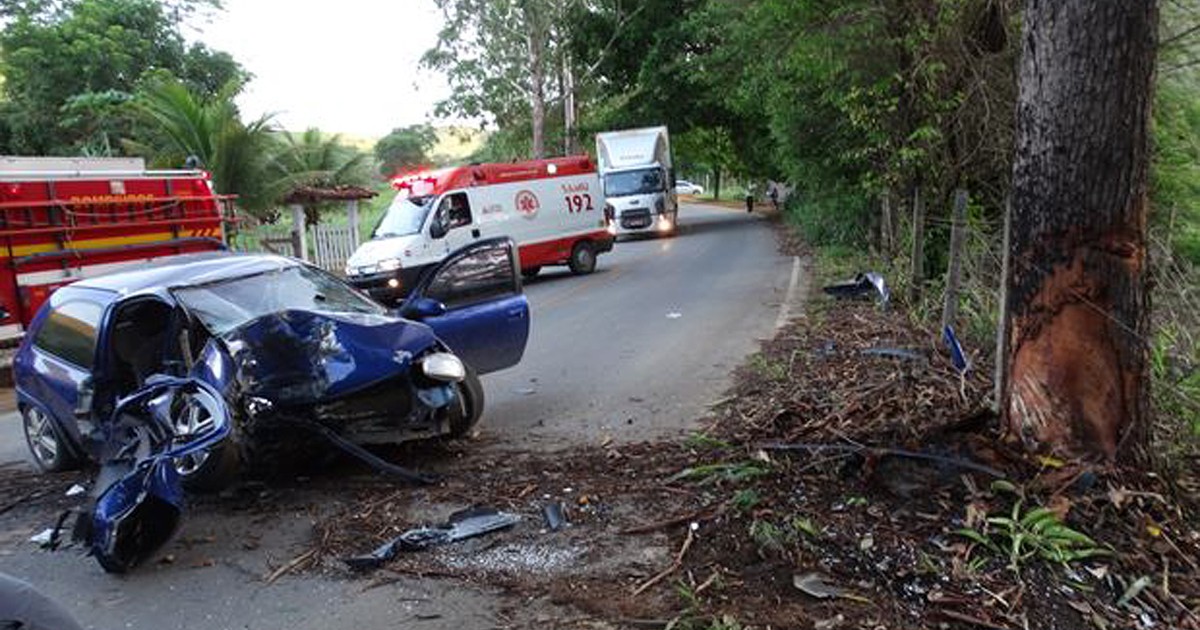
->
[74, 377, 231, 574]
[822, 272, 890, 305]
[345, 507, 520, 571]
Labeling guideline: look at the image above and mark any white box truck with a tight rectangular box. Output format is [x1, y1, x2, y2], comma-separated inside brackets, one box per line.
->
[595, 126, 678, 237]
[345, 156, 614, 302]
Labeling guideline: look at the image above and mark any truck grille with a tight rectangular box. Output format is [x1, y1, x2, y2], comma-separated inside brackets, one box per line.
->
[620, 209, 652, 229]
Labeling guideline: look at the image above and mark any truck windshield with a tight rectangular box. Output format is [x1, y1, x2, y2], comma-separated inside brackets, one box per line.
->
[174, 266, 385, 336]
[605, 168, 664, 197]
[373, 194, 434, 239]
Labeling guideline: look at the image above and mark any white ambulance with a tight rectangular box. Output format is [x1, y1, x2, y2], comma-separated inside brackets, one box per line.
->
[345, 156, 614, 302]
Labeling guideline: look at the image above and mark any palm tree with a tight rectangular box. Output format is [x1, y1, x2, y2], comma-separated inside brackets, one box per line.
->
[264, 128, 372, 225]
[130, 78, 277, 212]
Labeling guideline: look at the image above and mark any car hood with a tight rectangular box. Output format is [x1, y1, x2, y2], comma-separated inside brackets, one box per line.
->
[222, 309, 438, 404]
[346, 235, 423, 271]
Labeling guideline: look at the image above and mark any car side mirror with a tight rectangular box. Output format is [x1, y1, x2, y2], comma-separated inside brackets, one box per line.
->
[429, 212, 449, 240]
[403, 296, 447, 320]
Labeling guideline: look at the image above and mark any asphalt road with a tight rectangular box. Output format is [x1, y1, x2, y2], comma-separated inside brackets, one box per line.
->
[481, 202, 797, 449]
[0, 202, 802, 629]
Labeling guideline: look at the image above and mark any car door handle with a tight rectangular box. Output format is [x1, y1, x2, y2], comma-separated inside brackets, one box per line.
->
[471, 228, 481, 238]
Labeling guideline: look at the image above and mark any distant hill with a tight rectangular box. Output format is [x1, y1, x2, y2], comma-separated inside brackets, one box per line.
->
[310, 126, 487, 166]
[429, 126, 486, 164]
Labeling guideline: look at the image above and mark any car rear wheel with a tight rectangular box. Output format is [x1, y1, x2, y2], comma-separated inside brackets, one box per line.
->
[447, 368, 485, 438]
[568, 241, 596, 275]
[22, 406, 77, 472]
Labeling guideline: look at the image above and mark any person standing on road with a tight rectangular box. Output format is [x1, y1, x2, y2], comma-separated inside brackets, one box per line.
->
[745, 183, 755, 213]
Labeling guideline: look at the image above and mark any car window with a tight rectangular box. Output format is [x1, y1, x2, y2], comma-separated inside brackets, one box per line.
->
[33, 299, 105, 369]
[174, 265, 386, 336]
[425, 242, 517, 310]
[437, 192, 472, 231]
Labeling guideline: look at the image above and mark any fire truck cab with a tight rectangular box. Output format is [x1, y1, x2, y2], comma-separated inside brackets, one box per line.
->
[0, 156, 230, 342]
[346, 156, 615, 302]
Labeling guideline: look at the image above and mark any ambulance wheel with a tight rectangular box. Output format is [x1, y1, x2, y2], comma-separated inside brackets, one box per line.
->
[568, 241, 596, 275]
[521, 266, 541, 279]
[447, 369, 485, 438]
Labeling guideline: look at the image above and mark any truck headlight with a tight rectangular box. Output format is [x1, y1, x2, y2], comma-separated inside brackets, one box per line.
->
[379, 258, 402, 272]
[421, 352, 466, 383]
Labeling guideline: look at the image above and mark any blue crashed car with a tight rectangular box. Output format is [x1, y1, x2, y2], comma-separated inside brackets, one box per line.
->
[13, 238, 529, 571]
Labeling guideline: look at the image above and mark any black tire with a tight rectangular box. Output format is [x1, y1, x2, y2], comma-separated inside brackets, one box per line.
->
[568, 241, 597, 275]
[21, 405, 78, 473]
[521, 266, 541, 279]
[447, 368, 485, 438]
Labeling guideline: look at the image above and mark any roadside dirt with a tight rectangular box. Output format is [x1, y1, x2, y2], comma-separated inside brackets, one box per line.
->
[2, 222, 1197, 629]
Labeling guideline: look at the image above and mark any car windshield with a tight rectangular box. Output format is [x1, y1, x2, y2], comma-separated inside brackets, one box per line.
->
[373, 194, 434, 239]
[173, 265, 386, 336]
[605, 168, 664, 197]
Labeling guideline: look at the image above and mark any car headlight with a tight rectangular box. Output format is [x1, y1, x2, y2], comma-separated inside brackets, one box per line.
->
[421, 352, 466, 383]
[378, 258, 402, 272]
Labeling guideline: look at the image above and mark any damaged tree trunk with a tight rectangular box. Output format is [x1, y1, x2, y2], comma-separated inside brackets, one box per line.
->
[1002, 1, 1157, 460]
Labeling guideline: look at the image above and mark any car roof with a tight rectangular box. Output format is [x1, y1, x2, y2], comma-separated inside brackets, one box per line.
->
[73, 252, 300, 295]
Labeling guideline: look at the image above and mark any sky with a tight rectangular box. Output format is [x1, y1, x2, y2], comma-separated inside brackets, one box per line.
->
[192, 0, 453, 139]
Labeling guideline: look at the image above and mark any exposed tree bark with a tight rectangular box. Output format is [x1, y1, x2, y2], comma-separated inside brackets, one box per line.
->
[523, 3, 548, 159]
[563, 50, 577, 155]
[1002, 1, 1158, 460]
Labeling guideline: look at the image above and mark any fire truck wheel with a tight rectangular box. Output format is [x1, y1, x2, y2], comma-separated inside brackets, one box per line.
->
[568, 241, 597, 275]
[521, 266, 541, 279]
[21, 406, 78, 472]
[447, 368, 485, 438]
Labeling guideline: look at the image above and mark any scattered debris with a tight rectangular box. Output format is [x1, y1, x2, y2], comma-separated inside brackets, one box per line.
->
[28, 529, 54, 547]
[822, 272, 890, 305]
[542, 502, 568, 531]
[345, 507, 520, 571]
[64, 484, 85, 498]
[942, 325, 970, 373]
[792, 572, 843, 599]
[666, 312, 683, 319]
[860, 347, 926, 362]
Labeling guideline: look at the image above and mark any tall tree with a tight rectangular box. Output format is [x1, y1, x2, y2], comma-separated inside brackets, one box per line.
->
[374, 124, 438, 176]
[1000, 1, 1158, 460]
[0, 0, 243, 154]
[131, 78, 275, 211]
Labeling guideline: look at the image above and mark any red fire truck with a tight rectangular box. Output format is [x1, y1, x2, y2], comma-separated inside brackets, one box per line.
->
[0, 157, 231, 341]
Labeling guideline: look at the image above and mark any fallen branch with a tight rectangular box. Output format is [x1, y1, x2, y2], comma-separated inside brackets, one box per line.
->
[757, 442, 1006, 478]
[631, 526, 695, 596]
[264, 548, 317, 584]
[935, 609, 1011, 630]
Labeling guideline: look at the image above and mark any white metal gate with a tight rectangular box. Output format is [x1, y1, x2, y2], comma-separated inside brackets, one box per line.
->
[308, 223, 357, 273]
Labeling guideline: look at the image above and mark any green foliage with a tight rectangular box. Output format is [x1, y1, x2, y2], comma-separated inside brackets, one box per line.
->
[669, 461, 771, 485]
[374, 124, 438, 177]
[129, 77, 275, 210]
[955, 499, 1109, 574]
[0, 0, 244, 155]
[730, 489, 761, 513]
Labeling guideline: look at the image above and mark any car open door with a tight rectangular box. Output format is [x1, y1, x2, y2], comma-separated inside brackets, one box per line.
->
[403, 237, 530, 374]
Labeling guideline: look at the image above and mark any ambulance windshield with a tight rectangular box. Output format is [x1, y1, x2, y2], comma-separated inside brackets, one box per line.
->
[373, 194, 434, 239]
[604, 167, 665, 197]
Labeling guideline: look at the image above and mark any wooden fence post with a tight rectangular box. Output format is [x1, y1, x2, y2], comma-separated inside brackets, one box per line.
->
[290, 204, 308, 262]
[881, 190, 894, 257]
[994, 196, 1012, 411]
[909, 186, 926, 303]
[347, 199, 360, 248]
[941, 189, 968, 332]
